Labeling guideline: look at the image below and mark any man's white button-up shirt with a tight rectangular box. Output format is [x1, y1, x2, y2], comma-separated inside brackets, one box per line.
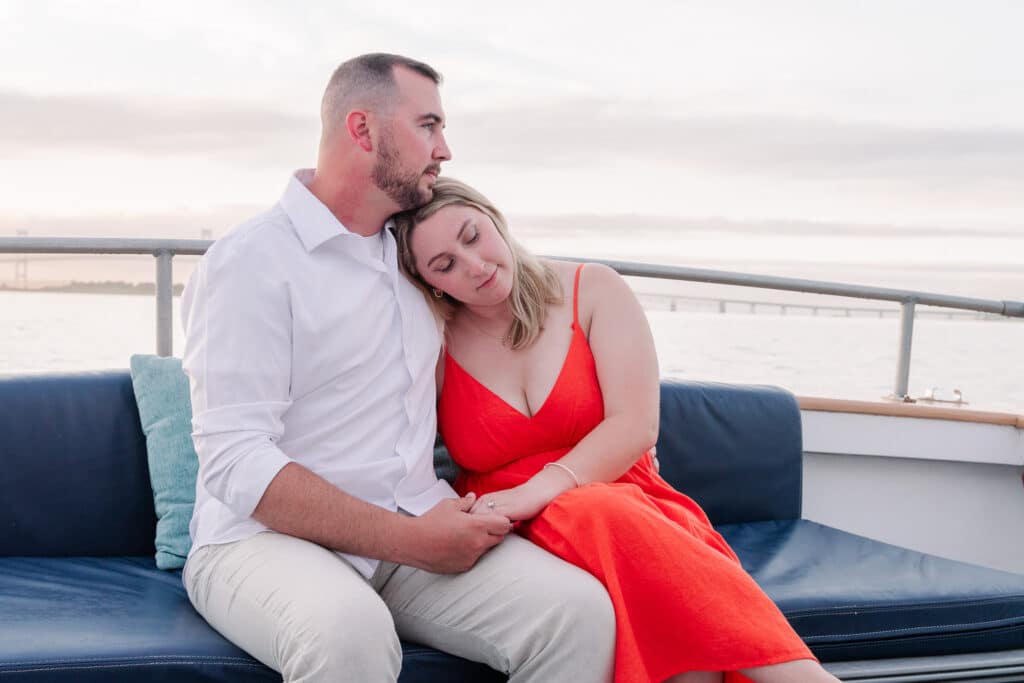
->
[181, 169, 456, 578]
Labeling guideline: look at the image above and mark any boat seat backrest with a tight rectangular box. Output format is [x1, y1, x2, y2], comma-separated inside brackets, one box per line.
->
[0, 372, 803, 558]
[655, 380, 803, 525]
[0, 372, 157, 557]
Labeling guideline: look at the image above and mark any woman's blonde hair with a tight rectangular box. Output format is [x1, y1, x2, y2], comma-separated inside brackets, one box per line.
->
[393, 177, 562, 350]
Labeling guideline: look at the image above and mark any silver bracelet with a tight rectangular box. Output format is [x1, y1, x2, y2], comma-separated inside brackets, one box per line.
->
[543, 461, 582, 488]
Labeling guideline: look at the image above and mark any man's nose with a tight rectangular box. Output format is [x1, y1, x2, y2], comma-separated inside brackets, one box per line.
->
[434, 132, 452, 162]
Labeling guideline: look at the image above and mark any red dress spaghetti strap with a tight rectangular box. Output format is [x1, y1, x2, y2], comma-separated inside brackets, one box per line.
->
[438, 264, 814, 682]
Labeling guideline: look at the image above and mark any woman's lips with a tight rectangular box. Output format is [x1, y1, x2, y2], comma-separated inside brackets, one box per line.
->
[478, 270, 497, 289]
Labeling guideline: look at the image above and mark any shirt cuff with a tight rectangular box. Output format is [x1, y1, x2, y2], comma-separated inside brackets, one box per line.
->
[227, 444, 293, 518]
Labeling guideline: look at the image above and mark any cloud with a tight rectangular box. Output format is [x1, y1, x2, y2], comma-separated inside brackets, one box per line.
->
[0, 205, 264, 239]
[451, 97, 1024, 184]
[5, 88, 1024, 194]
[507, 214, 1024, 239]
[4, 204, 1018, 242]
[0, 90, 316, 162]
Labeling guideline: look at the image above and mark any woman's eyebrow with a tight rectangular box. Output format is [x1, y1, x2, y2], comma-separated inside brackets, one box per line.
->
[426, 218, 471, 268]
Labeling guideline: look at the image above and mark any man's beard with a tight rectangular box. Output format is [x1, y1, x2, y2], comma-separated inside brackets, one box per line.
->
[372, 135, 432, 210]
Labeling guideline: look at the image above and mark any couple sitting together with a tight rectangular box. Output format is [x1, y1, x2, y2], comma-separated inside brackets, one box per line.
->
[180, 53, 839, 683]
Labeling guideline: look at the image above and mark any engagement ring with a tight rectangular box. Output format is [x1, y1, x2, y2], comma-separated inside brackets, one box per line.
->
[486, 500, 496, 510]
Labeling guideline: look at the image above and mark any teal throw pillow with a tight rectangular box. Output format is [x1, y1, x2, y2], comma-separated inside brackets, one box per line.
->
[129, 354, 197, 570]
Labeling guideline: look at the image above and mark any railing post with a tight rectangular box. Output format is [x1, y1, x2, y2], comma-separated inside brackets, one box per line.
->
[155, 250, 174, 357]
[893, 300, 916, 400]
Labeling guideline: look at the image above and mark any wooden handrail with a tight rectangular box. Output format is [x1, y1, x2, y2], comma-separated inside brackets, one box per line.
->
[798, 396, 1024, 429]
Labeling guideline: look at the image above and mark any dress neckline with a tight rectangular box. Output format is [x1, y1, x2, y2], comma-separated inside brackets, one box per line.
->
[444, 263, 587, 421]
[445, 323, 583, 420]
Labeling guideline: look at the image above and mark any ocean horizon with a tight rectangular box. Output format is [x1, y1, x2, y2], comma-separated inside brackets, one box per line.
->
[4, 286, 1021, 413]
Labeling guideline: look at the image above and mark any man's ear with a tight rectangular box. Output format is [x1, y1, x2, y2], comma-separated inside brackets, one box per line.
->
[345, 111, 373, 152]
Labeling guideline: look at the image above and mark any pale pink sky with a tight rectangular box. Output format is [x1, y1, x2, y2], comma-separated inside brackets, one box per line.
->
[2, 0, 1023, 279]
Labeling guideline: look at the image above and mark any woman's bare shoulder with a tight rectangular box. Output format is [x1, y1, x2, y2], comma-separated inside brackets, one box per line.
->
[575, 262, 629, 308]
[542, 259, 622, 286]
[543, 257, 579, 277]
[540, 258, 580, 296]
[545, 261, 630, 334]
[580, 261, 624, 287]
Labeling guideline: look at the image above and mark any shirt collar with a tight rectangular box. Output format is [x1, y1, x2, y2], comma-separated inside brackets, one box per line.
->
[280, 168, 367, 254]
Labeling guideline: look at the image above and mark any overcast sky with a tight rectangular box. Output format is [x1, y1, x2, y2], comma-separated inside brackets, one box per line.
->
[3, 0, 1023, 265]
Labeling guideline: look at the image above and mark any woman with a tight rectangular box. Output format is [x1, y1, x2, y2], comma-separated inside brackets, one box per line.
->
[394, 178, 839, 683]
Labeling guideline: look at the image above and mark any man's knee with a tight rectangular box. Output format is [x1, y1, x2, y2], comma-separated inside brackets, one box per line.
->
[280, 592, 402, 683]
[516, 561, 616, 681]
[513, 554, 615, 655]
[555, 569, 616, 652]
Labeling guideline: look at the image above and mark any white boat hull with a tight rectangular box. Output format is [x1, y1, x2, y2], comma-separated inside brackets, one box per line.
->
[801, 408, 1024, 575]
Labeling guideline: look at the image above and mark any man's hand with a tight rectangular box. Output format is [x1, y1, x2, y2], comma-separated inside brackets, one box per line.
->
[405, 494, 513, 573]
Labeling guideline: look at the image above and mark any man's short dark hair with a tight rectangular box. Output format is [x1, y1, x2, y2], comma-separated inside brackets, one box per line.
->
[321, 53, 442, 135]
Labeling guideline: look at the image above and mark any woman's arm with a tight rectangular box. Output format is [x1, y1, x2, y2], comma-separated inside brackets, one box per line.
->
[555, 262, 660, 480]
[470, 263, 660, 519]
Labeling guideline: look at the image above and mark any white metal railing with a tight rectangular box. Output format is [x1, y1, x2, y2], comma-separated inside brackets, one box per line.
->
[2, 237, 1022, 401]
[0, 238, 207, 357]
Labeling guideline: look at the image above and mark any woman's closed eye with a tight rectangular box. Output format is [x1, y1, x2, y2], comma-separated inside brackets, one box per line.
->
[432, 226, 479, 273]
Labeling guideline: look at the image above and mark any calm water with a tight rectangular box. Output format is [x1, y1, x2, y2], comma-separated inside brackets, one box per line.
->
[3, 290, 1022, 413]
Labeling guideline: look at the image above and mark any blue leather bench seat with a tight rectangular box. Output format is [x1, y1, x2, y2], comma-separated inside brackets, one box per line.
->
[4, 372, 1024, 681]
[723, 520, 1024, 662]
[5, 530, 1023, 680]
[0, 557, 500, 682]
[655, 381, 1024, 664]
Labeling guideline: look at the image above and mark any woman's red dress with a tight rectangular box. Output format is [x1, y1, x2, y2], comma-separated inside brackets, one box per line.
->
[438, 265, 814, 683]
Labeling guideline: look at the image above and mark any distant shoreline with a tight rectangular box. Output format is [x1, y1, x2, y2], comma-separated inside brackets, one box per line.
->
[0, 281, 185, 296]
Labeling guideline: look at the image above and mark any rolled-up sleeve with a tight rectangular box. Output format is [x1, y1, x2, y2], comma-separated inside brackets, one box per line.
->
[181, 238, 295, 518]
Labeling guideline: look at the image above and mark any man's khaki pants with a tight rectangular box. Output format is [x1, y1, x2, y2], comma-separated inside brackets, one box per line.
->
[184, 530, 615, 683]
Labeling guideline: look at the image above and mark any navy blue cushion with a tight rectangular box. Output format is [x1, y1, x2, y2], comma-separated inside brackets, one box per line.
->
[0, 372, 156, 557]
[0, 557, 505, 682]
[7, 370, 1024, 678]
[656, 380, 802, 525]
[724, 519, 1024, 662]
[0, 557, 272, 681]
[398, 646, 504, 683]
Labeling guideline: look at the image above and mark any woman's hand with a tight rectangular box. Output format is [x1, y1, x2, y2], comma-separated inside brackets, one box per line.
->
[469, 471, 571, 521]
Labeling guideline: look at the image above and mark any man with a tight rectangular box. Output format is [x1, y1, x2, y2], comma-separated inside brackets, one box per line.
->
[180, 53, 615, 683]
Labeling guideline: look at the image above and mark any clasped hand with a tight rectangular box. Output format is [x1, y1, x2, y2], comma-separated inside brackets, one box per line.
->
[468, 476, 566, 522]
[413, 493, 512, 574]
[412, 469, 572, 573]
